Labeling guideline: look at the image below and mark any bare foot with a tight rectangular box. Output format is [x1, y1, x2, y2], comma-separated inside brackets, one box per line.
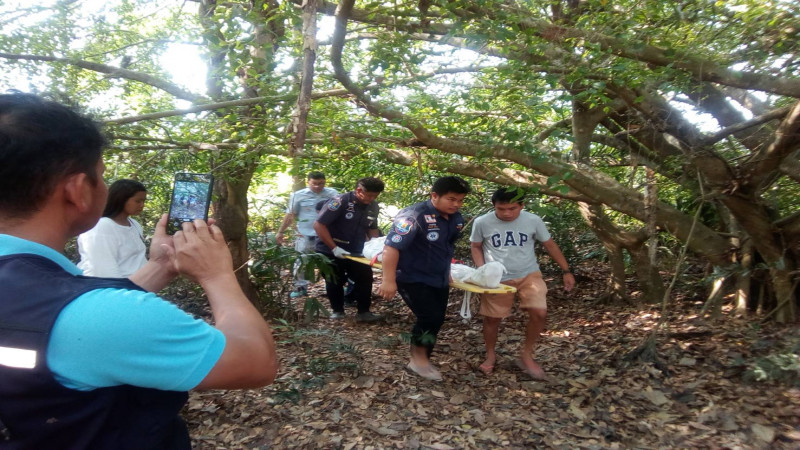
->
[406, 360, 443, 381]
[478, 355, 495, 376]
[516, 357, 547, 381]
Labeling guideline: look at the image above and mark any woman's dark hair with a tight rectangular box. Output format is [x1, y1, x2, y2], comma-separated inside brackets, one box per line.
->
[103, 179, 146, 218]
[0, 93, 106, 218]
[432, 176, 471, 195]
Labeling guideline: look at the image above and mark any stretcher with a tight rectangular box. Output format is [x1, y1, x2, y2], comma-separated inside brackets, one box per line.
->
[344, 255, 516, 319]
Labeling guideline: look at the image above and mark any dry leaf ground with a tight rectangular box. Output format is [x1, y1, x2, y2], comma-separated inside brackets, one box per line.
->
[179, 269, 800, 449]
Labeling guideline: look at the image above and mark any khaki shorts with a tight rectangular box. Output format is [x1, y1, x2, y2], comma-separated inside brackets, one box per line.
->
[480, 271, 547, 318]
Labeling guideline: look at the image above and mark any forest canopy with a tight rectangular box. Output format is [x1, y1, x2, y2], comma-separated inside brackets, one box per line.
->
[1, 0, 798, 322]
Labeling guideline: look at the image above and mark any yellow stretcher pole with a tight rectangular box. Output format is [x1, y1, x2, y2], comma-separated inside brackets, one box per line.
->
[344, 255, 516, 320]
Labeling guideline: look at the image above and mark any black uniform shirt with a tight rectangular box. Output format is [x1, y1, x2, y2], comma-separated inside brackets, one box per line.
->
[314, 191, 379, 255]
[384, 200, 465, 288]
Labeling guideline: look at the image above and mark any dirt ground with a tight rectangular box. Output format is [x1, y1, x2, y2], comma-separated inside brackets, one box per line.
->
[179, 271, 800, 449]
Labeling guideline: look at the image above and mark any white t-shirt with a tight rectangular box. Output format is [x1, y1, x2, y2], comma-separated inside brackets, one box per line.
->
[77, 217, 147, 278]
[286, 187, 338, 236]
[469, 210, 552, 280]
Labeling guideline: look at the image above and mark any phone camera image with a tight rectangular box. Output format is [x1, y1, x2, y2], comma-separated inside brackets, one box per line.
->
[167, 173, 214, 234]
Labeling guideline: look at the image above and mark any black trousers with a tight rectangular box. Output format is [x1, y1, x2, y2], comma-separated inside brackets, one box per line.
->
[397, 281, 449, 356]
[321, 256, 373, 314]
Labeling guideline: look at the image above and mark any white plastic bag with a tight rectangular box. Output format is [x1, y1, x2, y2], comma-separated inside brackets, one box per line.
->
[450, 263, 476, 282]
[362, 236, 386, 262]
[463, 261, 507, 288]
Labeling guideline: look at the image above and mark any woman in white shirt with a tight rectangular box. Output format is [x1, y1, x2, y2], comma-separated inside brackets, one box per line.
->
[78, 179, 148, 277]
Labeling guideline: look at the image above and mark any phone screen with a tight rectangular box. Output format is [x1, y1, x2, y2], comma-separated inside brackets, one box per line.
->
[167, 173, 214, 234]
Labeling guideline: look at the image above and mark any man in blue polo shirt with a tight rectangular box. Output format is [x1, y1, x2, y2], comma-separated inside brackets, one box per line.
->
[276, 171, 338, 298]
[314, 177, 384, 322]
[0, 94, 277, 449]
[378, 176, 471, 381]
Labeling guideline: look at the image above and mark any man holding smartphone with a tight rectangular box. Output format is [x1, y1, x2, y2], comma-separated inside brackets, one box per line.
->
[276, 172, 338, 298]
[0, 93, 277, 449]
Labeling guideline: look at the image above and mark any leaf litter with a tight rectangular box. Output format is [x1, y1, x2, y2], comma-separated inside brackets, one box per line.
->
[179, 270, 800, 449]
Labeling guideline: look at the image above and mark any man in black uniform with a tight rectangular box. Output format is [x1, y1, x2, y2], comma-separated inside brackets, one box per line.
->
[378, 176, 471, 380]
[314, 177, 384, 322]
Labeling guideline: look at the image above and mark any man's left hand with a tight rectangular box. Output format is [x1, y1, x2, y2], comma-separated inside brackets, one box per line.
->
[149, 214, 177, 276]
[378, 281, 397, 300]
[563, 272, 576, 292]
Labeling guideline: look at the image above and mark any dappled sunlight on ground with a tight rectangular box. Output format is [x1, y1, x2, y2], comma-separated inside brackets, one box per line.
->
[176, 268, 800, 449]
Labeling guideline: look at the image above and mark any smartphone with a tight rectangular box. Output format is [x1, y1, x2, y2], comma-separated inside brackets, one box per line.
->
[166, 173, 214, 234]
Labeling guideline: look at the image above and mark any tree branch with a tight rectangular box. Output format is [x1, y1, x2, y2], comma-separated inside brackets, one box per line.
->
[106, 65, 477, 125]
[779, 152, 800, 184]
[701, 105, 793, 145]
[494, 7, 800, 98]
[318, 130, 592, 201]
[105, 89, 347, 124]
[0, 52, 206, 103]
[329, 0, 732, 265]
[308, 0, 800, 97]
[291, 0, 450, 36]
[748, 100, 800, 188]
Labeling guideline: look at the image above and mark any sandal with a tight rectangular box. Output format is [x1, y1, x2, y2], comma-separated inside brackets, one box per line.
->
[516, 359, 548, 381]
[478, 361, 495, 376]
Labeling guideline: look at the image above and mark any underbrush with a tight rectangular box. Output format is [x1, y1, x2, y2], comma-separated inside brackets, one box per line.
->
[247, 232, 333, 322]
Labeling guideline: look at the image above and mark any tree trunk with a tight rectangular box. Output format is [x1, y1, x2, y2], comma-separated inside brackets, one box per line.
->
[288, 0, 318, 192]
[603, 241, 629, 303]
[212, 170, 259, 303]
[577, 202, 630, 302]
[628, 241, 666, 304]
[768, 268, 798, 323]
[700, 275, 728, 320]
[722, 196, 797, 322]
[196, 0, 285, 304]
[735, 239, 753, 315]
[643, 167, 660, 302]
[288, 0, 317, 158]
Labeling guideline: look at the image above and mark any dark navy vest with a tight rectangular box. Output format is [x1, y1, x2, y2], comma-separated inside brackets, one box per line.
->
[314, 191, 380, 255]
[0, 254, 190, 450]
[388, 200, 464, 288]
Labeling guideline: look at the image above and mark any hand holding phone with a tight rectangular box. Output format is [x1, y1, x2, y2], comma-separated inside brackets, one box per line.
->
[172, 219, 234, 284]
[167, 173, 214, 234]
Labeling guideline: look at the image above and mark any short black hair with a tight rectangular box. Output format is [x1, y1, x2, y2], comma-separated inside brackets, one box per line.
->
[307, 171, 325, 180]
[356, 177, 385, 193]
[0, 93, 106, 218]
[432, 176, 471, 196]
[103, 179, 146, 218]
[491, 187, 525, 205]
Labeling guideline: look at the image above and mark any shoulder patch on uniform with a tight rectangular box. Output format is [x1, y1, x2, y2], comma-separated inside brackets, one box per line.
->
[394, 218, 414, 235]
[328, 199, 341, 211]
[391, 234, 403, 243]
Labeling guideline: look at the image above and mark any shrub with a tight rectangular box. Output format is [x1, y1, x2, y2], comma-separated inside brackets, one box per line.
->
[745, 352, 800, 386]
[248, 231, 334, 322]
